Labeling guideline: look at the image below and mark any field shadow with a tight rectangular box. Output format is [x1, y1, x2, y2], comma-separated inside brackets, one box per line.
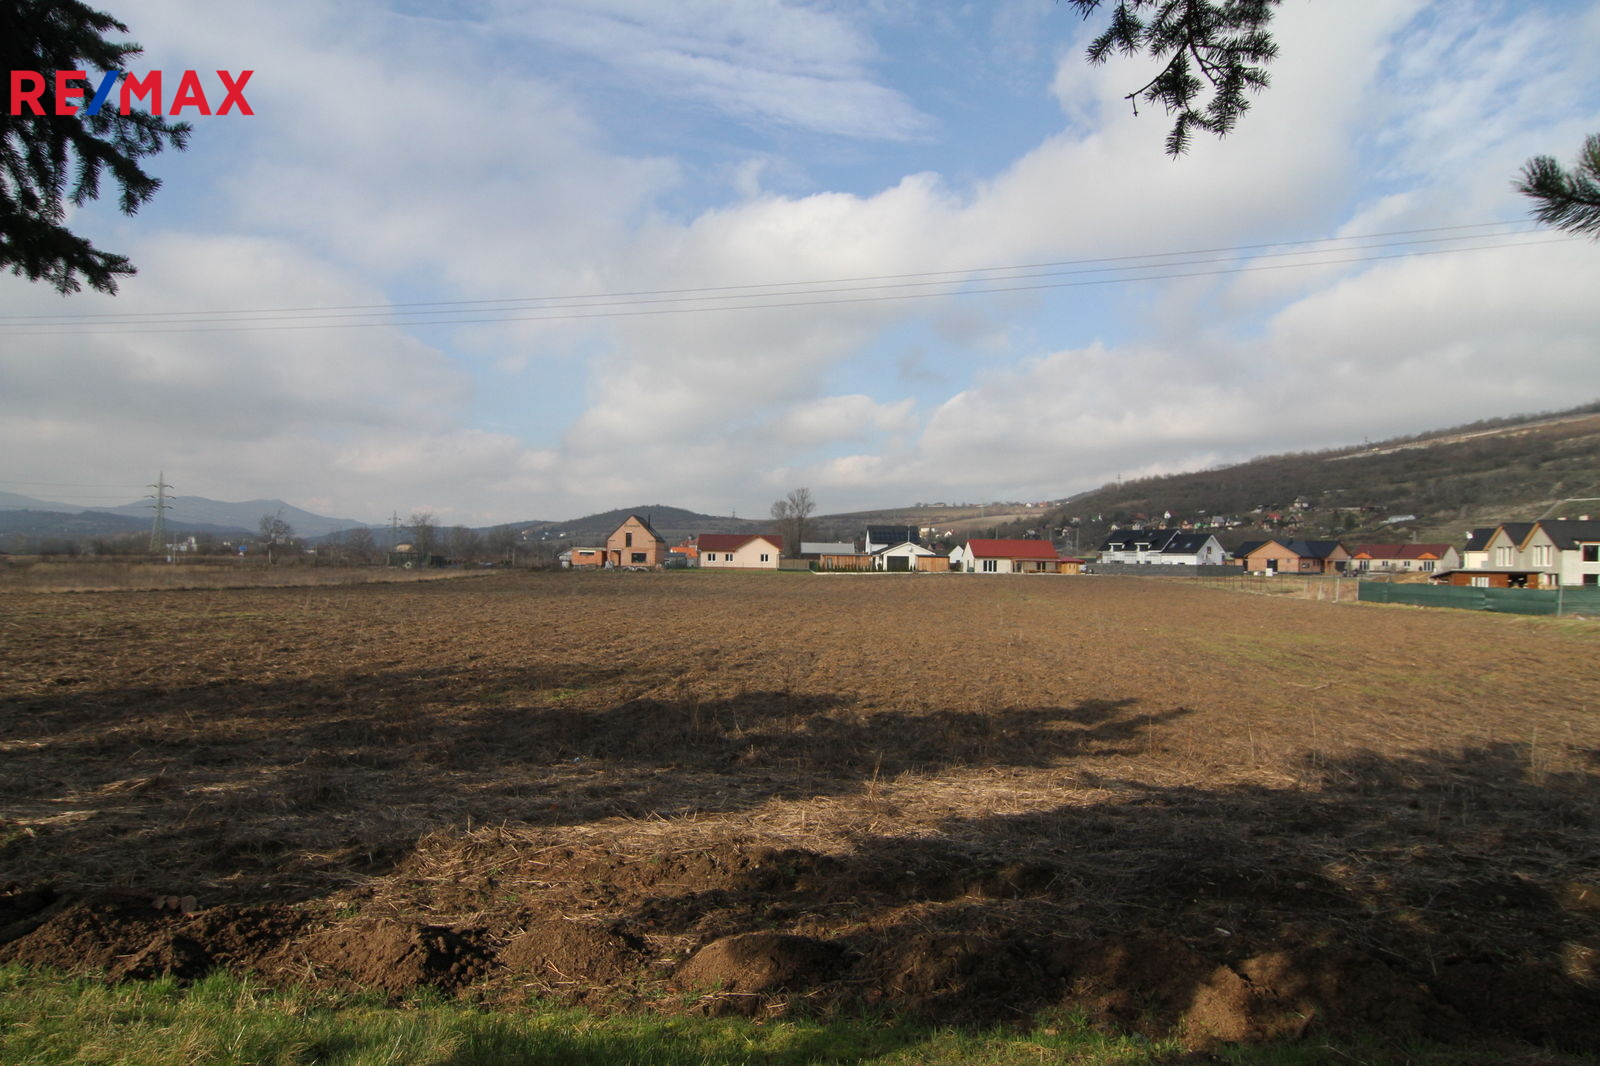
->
[0, 662, 1189, 899]
[3, 653, 1598, 1050]
[610, 742, 1600, 1047]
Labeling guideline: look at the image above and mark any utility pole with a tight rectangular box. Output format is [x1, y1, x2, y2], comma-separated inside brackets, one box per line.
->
[147, 472, 172, 554]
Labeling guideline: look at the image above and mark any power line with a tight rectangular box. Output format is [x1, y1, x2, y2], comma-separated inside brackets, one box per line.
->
[0, 219, 1537, 324]
[0, 231, 1572, 338]
[4, 224, 1550, 330]
[0, 479, 145, 490]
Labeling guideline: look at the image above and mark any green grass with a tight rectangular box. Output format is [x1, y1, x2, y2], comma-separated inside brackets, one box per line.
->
[0, 967, 1575, 1066]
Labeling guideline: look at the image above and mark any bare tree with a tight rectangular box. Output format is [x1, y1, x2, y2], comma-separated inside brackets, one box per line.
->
[341, 526, 377, 564]
[407, 511, 439, 564]
[450, 525, 484, 565]
[770, 487, 815, 556]
[487, 524, 520, 566]
[259, 509, 294, 565]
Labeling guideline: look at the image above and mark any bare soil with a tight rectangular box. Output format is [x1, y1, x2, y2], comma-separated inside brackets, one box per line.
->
[2, 571, 1597, 1050]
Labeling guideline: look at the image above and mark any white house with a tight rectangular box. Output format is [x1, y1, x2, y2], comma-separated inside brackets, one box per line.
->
[1097, 528, 1225, 566]
[1348, 543, 1462, 573]
[863, 525, 919, 553]
[1517, 519, 1600, 587]
[951, 538, 1059, 574]
[1461, 528, 1497, 570]
[697, 533, 783, 569]
[872, 541, 937, 571]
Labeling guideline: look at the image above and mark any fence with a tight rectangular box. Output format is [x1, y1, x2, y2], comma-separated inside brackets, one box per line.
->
[1088, 562, 1241, 578]
[1357, 581, 1600, 617]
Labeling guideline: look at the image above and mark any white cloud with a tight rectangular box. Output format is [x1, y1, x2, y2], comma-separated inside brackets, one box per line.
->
[493, 0, 932, 139]
[3, 0, 1598, 524]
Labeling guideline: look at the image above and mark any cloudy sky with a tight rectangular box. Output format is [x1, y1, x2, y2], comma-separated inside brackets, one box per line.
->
[3, 0, 1599, 526]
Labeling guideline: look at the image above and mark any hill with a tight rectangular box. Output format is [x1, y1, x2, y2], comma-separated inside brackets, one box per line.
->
[0, 492, 370, 541]
[998, 403, 1600, 550]
[0, 509, 249, 543]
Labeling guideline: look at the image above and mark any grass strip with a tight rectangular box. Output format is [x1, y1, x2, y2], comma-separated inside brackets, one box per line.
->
[0, 966, 1570, 1066]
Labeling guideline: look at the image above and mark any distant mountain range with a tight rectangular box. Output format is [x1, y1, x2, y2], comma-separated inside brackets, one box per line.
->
[0, 492, 369, 540]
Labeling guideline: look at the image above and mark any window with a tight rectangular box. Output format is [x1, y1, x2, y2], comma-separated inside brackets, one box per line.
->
[1495, 545, 1513, 566]
[1421, 561, 1433, 572]
[1532, 544, 1552, 567]
[631, 552, 646, 564]
[1470, 576, 1490, 588]
[625, 532, 633, 547]
[1584, 574, 1598, 586]
[1584, 544, 1599, 563]
[760, 553, 769, 562]
[981, 559, 998, 572]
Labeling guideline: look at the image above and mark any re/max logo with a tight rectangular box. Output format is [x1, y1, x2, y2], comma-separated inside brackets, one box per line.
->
[7, 70, 254, 116]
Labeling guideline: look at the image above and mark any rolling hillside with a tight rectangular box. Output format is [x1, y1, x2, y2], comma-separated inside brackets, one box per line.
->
[999, 403, 1600, 550]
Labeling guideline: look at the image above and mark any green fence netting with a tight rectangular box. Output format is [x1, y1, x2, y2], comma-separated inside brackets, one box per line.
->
[1357, 581, 1600, 616]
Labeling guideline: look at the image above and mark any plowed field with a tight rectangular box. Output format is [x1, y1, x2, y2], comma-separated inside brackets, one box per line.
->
[2, 570, 1597, 1048]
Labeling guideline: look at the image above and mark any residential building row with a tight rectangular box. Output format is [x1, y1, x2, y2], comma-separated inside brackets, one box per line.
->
[558, 516, 1085, 574]
[556, 514, 1598, 588]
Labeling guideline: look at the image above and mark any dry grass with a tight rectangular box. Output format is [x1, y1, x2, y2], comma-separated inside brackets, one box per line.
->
[0, 557, 493, 593]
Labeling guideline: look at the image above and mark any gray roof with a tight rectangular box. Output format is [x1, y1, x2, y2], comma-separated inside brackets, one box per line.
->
[802, 541, 859, 555]
[1284, 539, 1346, 559]
[1534, 519, 1600, 550]
[1099, 527, 1217, 555]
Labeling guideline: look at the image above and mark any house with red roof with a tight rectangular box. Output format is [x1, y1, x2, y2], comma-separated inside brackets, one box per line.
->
[697, 532, 783, 569]
[949, 538, 1060, 574]
[1349, 543, 1460, 574]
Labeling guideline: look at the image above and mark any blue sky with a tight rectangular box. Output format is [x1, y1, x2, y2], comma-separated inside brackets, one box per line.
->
[3, 0, 1599, 525]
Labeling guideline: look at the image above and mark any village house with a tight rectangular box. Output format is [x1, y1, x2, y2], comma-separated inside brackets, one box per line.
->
[697, 533, 783, 569]
[1526, 519, 1600, 586]
[605, 514, 668, 569]
[1097, 528, 1225, 566]
[1235, 538, 1350, 574]
[1460, 527, 1497, 570]
[1348, 543, 1461, 574]
[864, 525, 920, 553]
[873, 540, 941, 571]
[950, 538, 1059, 574]
[1444, 519, 1600, 587]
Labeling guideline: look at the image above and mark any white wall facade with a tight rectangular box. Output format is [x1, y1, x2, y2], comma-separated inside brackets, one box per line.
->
[700, 537, 782, 569]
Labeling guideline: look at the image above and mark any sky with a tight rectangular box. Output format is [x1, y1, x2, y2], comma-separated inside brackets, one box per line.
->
[3, 0, 1599, 527]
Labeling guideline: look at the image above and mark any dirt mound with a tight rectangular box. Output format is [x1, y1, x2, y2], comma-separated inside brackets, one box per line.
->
[500, 918, 644, 987]
[0, 893, 169, 973]
[675, 931, 845, 1013]
[297, 920, 493, 997]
